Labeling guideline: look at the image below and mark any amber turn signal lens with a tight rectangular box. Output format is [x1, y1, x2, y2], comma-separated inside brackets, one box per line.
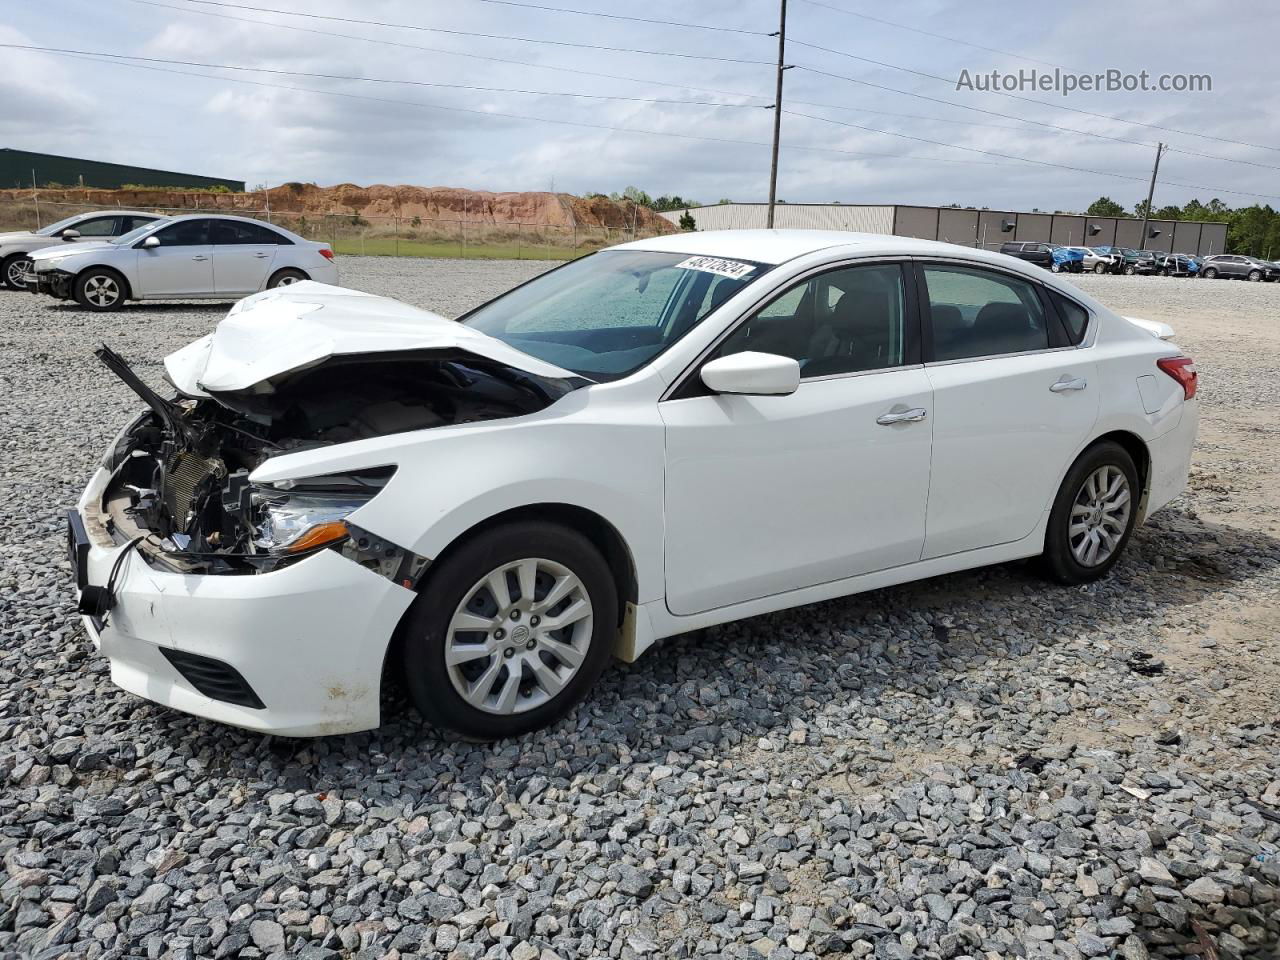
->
[283, 521, 349, 554]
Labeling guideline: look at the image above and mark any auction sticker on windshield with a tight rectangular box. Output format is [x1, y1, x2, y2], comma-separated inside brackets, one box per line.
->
[673, 256, 757, 280]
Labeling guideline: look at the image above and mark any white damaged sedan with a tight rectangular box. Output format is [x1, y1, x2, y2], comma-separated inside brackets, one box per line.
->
[71, 231, 1198, 739]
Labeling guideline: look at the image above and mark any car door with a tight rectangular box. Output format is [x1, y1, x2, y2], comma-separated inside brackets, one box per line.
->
[660, 261, 934, 616]
[918, 261, 1099, 560]
[210, 220, 282, 294]
[135, 219, 214, 297]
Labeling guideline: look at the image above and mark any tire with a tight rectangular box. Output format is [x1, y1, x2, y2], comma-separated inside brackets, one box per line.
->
[1247, 269, 1262, 282]
[73, 268, 127, 311]
[1, 253, 33, 291]
[1161, 268, 1171, 277]
[1050, 262, 1062, 273]
[1123, 265, 1136, 276]
[1041, 441, 1140, 585]
[400, 521, 618, 740]
[267, 268, 308, 288]
[1203, 267, 1218, 279]
[1093, 263, 1106, 274]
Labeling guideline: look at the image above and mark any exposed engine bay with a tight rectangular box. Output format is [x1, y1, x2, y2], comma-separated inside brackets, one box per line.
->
[94, 344, 578, 574]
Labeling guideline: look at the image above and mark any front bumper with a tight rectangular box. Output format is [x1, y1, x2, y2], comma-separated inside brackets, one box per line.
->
[33, 268, 74, 299]
[73, 466, 417, 736]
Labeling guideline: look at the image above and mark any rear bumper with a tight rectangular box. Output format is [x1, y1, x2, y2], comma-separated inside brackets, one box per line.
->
[1145, 399, 1199, 518]
[74, 466, 416, 736]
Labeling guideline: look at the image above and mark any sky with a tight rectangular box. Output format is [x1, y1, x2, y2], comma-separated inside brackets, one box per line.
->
[3, 0, 1278, 213]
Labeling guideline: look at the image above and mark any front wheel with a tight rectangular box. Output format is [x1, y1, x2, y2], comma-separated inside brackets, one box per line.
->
[74, 269, 127, 311]
[400, 521, 618, 740]
[1041, 441, 1139, 585]
[1050, 262, 1062, 273]
[1203, 267, 1218, 279]
[1123, 265, 1137, 275]
[2, 253, 33, 290]
[1247, 269, 1262, 282]
[1093, 263, 1106, 274]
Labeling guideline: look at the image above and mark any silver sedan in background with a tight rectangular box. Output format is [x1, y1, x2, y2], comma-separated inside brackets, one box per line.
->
[0, 210, 161, 290]
[27, 214, 338, 310]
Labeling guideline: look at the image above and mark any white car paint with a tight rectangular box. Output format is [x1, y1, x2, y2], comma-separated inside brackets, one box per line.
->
[73, 230, 1198, 736]
[28, 214, 337, 306]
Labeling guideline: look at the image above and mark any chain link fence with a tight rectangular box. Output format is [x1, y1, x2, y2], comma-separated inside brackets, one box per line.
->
[0, 197, 667, 261]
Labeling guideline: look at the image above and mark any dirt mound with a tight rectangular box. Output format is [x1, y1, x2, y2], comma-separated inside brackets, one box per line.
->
[0, 183, 676, 233]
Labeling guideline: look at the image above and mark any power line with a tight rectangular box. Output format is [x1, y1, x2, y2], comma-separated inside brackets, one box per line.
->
[785, 109, 1280, 202]
[385, 0, 770, 36]
[793, 0, 1066, 70]
[36, 46, 1016, 170]
[0, 42, 763, 109]
[160, 0, 772, 65]
[789, 36, 1280, 154]
[793, 63, 1280, 168]
[129, 0, 774, 102]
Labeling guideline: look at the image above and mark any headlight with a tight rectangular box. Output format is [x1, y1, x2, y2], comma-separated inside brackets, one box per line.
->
[252, 466, 395, 555]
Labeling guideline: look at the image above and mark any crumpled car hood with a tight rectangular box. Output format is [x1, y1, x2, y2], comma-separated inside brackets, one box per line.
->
[164, 281, 579, 396]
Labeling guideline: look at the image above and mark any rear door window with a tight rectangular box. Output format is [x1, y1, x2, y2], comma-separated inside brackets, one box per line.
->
[923, 264, 1051, 361]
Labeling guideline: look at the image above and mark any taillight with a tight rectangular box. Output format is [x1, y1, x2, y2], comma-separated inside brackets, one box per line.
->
[1156, 356, 1197, 400]
[318, 248, 335, 261]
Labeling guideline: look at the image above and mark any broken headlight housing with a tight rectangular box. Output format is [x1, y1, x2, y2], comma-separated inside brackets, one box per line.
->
[251, 466, 396, 556]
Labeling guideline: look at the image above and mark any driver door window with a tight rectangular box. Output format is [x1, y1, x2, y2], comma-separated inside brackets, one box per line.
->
[73, 217, 121, 237]
[711, 263, 911, 377]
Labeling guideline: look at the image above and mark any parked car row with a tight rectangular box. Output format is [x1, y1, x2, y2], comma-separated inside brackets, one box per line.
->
[999, 240, 1280, 281]
[0, 210, 337, 308]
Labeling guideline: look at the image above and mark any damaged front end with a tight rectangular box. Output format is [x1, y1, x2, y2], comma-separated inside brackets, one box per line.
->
[92, 342, 578, 577]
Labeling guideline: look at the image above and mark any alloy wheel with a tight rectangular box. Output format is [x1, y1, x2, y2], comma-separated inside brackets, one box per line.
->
[1068, 465, 1131, 567]
[277, 274, 302, 286]
[83, 275, 120, 307]
[6, 257, 31, 288]
[444, 558, 593, 715]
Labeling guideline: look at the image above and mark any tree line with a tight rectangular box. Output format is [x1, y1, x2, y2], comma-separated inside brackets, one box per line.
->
[1085, 196, 1280, 258]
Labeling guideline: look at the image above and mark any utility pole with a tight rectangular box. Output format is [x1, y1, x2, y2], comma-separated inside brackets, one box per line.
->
[766, 0, 788, 229]
[1138, 142, 1165, 251]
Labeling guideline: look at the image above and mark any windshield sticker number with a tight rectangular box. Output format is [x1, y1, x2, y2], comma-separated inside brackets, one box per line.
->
[673, 256, 756, 280]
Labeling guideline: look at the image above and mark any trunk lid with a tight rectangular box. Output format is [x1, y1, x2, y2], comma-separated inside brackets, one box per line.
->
[164, 281, 579, 395]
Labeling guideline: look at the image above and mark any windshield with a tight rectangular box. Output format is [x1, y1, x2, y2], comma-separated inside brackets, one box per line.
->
[112, 218, 171, 245]
[34, 213, 86, 237]
[461, 249, 769, 380]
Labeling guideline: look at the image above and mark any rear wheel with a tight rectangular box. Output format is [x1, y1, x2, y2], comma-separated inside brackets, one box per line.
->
[73, 268, 127, 311]
[1041, 441, 1139, 584]
[400, 521, 617, 740]
[2, 253, 33, 290]
[268, 268, 307, 288]
[1123, 264, 1137, 275]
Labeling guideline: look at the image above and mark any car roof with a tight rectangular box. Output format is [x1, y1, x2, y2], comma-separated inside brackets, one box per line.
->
[612, 229, 1035, 267]
[73, 210, 163, 218]
[161, 213, 284, 226]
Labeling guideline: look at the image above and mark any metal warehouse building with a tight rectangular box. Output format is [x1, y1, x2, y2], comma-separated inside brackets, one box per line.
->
[0, 148, 244, 192]
[661, 203, 1229, 258]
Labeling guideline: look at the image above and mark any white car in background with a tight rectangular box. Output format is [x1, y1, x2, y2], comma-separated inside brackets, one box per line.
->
[0, 210, 161, 290]
[71, 231, 1198, 740]
[29, 214, 337, 310]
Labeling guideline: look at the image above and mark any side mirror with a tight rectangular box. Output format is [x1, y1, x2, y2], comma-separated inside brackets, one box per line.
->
[60, 229, 80, 240]
[140, 235, 161, 249]
[700, 351, 800, 397]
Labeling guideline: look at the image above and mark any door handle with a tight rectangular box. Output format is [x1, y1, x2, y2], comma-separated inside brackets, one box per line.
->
[1050, 376, 1088, 393]
[254, 253, 270, 259]
[876, 407, 928, 425]
[191, 255, 209, 261]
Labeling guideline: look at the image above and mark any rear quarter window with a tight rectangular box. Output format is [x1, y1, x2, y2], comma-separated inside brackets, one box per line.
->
[1049, 291, 1089, 344]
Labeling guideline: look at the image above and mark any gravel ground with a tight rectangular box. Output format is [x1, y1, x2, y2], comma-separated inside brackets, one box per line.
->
[0, 261, 1277, 960]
